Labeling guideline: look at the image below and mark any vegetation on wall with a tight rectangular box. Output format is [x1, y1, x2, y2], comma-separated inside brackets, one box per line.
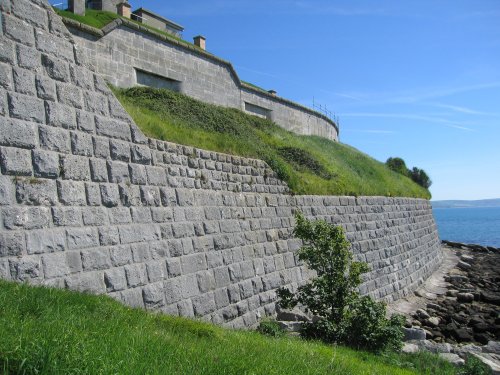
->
[113, 86, 431, 198]
[0, 281, 463, 374]
[386, 157, 432, 189]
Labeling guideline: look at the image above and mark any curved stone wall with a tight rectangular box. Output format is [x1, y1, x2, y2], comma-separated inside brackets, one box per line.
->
[63, 17, 339, 141]
[0, 0, 441, 328]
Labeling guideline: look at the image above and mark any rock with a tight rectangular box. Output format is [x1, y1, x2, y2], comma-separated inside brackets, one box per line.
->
[403, 327, 426, 341]
[473, 322, 490, 333]
[453, 328, 473, 342]
[427, 303, 441, 311]
[460, 254, 474, 263]
[457, 293, 474, 303]
[447, 275, 468, 283]
[276, 306, 310, 322]
[475, 333, 491, 345]
[402, 343, 420, 354]
[439, 353, 465, 366]
[484, 342, 500, 355]
[424, 329, 434, 339]
[278, 321, 303, 332]
[471, 353, 500, 375]
[418, 340, 453, 353]
[447, 290, 459, 297]
[455, 344, 483, 356]
[458, 261, 472, 270]
[427, 317, 440, 327]
[481, 292, 500, 306]
[416, 309, 431, 319]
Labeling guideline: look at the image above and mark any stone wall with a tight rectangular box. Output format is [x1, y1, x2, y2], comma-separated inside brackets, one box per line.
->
[62, 17, 339, 141]
[0, 0, 441, 328]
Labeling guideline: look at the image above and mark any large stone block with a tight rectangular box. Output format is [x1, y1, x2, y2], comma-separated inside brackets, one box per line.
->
[0, 232, 25, 256]
[57, 180, 87, 205]
[16, 178, 57, 206]
[3, 206, 51, 229]
[61, 155, 90, 181]
[3, 13, 35, 46]
[8, 92, 45, 123]
[95, 116, 131, 141]
[39, 126, 71, 153]
[33, 150, 59, 178]
[65, 271, 106, 294]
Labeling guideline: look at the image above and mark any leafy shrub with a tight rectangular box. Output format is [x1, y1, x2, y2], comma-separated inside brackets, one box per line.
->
[409, 167, 432, 189]
[386, 157, 409, 176]
[386, 157, 432, 188]
[257, 319, 286, 338]
[278, 212, 404, 352]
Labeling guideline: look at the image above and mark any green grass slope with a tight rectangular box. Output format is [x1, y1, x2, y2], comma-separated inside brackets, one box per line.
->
[113, 87, 431, 198]
[0, 281, 458, 374]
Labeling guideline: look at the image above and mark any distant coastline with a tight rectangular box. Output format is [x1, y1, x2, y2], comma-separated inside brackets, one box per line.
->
[431, 198, 500, 209]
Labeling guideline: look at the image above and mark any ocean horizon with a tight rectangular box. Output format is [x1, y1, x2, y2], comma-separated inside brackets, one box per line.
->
[432, 206, 500, 248]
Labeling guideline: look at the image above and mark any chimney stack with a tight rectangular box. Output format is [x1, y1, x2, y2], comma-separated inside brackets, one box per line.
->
[117, 2, 131, 18]
[193, 35, 206, 50]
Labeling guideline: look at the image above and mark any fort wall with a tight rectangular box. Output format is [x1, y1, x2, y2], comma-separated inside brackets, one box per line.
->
[0, 0, 441, 328]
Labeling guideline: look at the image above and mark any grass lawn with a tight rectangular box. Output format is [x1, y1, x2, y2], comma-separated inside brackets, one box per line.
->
[113, 86, 431, 199]
[0, 281, 459, 374]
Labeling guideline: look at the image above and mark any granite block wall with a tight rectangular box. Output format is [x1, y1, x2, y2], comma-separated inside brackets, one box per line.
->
[62, 18, 339, 141]
[0, 0, 441, 328]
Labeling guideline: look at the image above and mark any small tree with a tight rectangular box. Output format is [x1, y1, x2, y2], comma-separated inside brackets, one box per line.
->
[386, 157, 409, 176]
[278, 212, 404, 352]
[409, 167, 432, 189]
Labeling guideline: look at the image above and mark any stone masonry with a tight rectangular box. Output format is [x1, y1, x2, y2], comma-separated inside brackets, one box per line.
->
[0, 0, 442, 328]
[62, 16, 339, 141]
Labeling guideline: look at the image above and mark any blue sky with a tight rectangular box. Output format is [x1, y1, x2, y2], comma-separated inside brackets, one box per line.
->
[128, 0, 499, 200]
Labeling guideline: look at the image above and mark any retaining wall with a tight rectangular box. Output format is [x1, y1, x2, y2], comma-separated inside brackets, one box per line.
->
[63, 17, 339, 141]
[0, 0, 441, 328]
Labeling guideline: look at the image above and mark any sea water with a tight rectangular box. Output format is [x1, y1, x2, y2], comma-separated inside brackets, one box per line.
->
[432, 207, 500, 248]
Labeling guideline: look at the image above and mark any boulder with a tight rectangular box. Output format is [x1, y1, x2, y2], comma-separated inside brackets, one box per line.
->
[278, 321, 303, 332]
[481, 291, 500, 306]
[458, 261, 472, 270]
[402, 343, 420, 354]
[453, 328, 473, 342]
[416, 309, 430, 319]
[484, 341, 500, 355]
[439, 353, 465, 366]
[276, 306, 310, 322]
[427, 317, 440, 327]
[403, 327, 426, 341]
[471, 353, 500, 375]
[457, 293, 474, 303]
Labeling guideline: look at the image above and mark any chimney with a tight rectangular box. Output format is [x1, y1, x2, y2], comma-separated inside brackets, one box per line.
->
[117, 2, 131, 18]
[68, 0, 85, 16]
[193, 35, 206, 50]
[268, 90, 277, 96]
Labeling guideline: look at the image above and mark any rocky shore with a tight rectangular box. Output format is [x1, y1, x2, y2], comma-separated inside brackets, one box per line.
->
[276, 241, 500, 372]
[402, 241, 500, 372]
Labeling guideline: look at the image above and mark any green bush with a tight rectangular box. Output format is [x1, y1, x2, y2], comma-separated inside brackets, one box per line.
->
[277, 212, 404, 352]
[386, 157, 432, 189]
[386, 157, 409, 176]
[257, 319, 286, 338]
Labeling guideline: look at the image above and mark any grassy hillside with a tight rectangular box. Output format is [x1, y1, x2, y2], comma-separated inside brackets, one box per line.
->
[113, 87, 431, 198]
[0, 281, 458, 374]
